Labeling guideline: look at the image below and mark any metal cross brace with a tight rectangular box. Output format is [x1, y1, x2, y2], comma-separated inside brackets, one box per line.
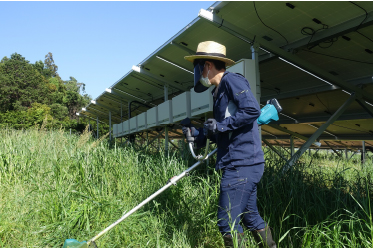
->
[263, 139, 288, 162]
[281, 93, 356, 173]
[324, 141, 342, 158]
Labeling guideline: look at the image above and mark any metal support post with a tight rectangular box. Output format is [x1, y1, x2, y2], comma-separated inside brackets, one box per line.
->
[120, 103, 123, 123]
[164, 85, 169, 154]
[128, 101, 132, 119]
[127, 101, 134, 143]
[251, 43, 261, 104]
[345, 148, 348, 159]
[290, 136, 294, 157]
[165, 126, 169, 154]
[164, 84, 169, 101]
[362, 141, 366, 165]
[251, 42, 261, 142]
[128, 101, 133, 143]
[282, 93, 356, 173]
[96, 116, 99, 139]
[109, 111, 112, 141]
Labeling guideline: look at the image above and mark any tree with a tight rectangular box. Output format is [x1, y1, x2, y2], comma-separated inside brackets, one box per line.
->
[33, 60, 44, 74]
[62, 77, 90, 119]
[50, 103, 68, 121]
[0, 53, 48, 111]
[1, 56, 9, 63]
[65, 76, 86, 93]
[0, 52, 92, 132]
[44, 52, 59, 78]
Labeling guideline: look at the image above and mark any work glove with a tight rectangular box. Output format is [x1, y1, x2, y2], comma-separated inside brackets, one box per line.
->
[182, 126, 199, 143]
[203, 118, 218, 139]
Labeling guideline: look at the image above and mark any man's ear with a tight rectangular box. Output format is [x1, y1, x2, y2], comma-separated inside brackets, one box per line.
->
[206, 61, 213, 70]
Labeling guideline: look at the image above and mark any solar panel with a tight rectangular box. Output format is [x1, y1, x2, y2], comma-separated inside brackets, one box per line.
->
[78, 1, 373, 151]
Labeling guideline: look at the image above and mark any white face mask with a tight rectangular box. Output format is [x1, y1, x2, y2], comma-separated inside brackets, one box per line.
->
[199, 65, 211, 88]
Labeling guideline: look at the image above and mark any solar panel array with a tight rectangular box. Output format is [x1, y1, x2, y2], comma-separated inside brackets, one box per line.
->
[78, 1, 373, 149]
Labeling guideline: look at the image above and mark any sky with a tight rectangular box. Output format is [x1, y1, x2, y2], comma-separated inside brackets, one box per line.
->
[0, 1, 213, 99]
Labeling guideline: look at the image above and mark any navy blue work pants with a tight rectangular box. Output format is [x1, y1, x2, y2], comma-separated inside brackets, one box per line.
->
[217, 163, 266, 234]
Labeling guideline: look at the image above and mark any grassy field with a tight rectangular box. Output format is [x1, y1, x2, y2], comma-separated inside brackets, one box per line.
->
[0, 128, 372, 247]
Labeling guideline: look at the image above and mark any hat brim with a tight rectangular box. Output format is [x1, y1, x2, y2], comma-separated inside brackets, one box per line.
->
[184, 55, 235, 66]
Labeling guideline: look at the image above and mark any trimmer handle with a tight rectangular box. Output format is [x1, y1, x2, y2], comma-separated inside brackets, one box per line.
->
[185, 128, 194, 143]
[181, 117, 211, 161]
[180, 118, 195, 143]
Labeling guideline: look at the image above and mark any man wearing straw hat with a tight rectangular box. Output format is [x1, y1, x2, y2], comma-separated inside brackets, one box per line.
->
[182, 41, 277, 248]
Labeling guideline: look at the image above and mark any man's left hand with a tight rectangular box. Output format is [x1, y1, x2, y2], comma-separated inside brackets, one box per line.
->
[204, 118, 218, 138]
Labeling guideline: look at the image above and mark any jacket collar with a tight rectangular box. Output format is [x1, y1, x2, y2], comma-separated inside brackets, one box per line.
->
[211, 71, 229, 96]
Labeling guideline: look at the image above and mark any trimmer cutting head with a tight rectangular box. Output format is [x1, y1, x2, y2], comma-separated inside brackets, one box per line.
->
[62, 239, 97, 248]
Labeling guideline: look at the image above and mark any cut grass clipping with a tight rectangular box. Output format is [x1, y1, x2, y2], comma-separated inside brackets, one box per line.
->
[0, 127, 372, 247]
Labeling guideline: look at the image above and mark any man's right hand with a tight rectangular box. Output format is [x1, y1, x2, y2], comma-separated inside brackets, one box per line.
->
[182, 126, 199, 143]
[181, 118, 200, 143]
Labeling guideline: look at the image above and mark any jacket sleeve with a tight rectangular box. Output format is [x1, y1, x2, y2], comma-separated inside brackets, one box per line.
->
[216, 74, 261, 132]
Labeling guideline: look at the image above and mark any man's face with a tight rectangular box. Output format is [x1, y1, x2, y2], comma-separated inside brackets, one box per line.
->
[194, 60, 222, 88]
[193, 60, 207, 84]
[203, 61, 213, 80]
[194, 60, 214, 78]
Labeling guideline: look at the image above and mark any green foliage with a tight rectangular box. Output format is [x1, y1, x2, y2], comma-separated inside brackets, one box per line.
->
[0, 53, 49, 111]
[50, 103, 68, 121]
[44, 52, 59, 78]
[0, 52, 92, 131]
[63, 77, 90, 119]
[0, 103, 51, 129]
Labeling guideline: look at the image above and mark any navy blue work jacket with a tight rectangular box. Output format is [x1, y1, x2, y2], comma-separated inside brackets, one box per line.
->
[196, 71, 265, 170]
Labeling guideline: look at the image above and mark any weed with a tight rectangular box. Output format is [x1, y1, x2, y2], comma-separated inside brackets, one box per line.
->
[0, 129, 372, 247]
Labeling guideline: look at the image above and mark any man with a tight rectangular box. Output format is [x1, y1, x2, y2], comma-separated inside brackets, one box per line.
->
[182, 41, 276, 248]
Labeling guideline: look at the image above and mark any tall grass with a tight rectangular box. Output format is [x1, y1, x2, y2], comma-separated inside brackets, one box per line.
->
[0, 128, 372, 247]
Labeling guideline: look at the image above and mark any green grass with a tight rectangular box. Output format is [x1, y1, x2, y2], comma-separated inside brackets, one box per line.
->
[0, 128, 372, 247]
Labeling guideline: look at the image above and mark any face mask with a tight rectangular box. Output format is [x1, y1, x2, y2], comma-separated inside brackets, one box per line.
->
[193, 61, 211, 93]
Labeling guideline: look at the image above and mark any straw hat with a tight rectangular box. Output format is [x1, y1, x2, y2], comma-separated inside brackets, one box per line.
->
[184, 41, 235, 66]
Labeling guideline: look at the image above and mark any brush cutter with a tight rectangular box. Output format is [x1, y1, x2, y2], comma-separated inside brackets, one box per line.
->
[62, 99, 282, 248]
[62, 139, 216, 248]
